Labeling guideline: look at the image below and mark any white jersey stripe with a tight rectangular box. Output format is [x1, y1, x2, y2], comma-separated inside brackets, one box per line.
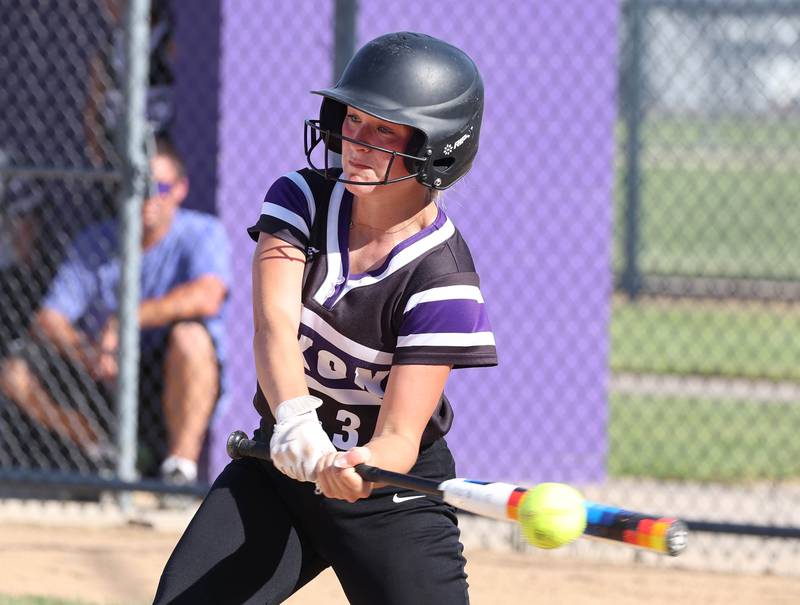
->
[331, 218, 457, 306]
[301, 306, 394, 365]
[285, 171, 316, 225]
[306, 375, 383, 406]
[403, 285, 485, 315]
[260, 202, 310, 238]
[312, 182, 346, 305]
[396, 331, 497, 348]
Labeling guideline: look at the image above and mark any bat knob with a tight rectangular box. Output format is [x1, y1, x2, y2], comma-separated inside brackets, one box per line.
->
[227, 430, 248, 460]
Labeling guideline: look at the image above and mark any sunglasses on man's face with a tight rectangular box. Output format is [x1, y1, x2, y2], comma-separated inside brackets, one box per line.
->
[154, 181, 174, 196]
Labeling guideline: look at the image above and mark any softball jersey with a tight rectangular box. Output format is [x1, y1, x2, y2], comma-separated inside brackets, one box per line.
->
[247, 168, 497, 447]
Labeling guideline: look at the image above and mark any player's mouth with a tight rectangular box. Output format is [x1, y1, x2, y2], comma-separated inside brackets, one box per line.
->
[349, 161, 373, 171]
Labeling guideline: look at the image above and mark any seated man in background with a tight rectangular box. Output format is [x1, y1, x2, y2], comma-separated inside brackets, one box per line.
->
[0, 137, 230, 485]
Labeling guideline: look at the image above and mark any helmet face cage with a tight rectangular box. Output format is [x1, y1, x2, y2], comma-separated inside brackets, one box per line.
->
[304, 117, 430, 187]
[305, 32, 484, 191]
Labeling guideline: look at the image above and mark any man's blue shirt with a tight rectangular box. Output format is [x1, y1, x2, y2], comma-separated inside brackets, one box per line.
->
[43, 208, 231, 367]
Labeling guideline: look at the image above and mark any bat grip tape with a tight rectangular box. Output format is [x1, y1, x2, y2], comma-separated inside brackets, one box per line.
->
[228, 431, 444, 497]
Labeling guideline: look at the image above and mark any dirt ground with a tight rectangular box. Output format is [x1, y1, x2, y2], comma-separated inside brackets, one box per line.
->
[2, 522, 800, 605]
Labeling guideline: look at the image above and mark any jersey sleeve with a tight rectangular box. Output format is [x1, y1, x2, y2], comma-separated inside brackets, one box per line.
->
[393, 272, 498, 369]
[247, 171, 316, 251]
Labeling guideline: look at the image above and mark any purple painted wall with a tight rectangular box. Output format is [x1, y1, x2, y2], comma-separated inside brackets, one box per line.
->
[173, 1, 220, 214]
[196, 0, 619, 483]
[356, 2, 619, 483]
[205, 0, 337, 477]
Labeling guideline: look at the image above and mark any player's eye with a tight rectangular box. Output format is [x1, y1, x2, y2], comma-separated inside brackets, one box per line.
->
[346, 113, 361, 123]
[377, 126, 394, 135]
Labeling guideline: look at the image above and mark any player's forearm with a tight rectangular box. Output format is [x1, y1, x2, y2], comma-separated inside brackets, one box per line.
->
[138, 276, 226, 328]
[363, 432, 421, 475]
[362, 364, 452, 474]
[253, 323, 310, 415]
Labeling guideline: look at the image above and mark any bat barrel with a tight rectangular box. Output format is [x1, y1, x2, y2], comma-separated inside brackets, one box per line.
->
[584, 502, 689, 556]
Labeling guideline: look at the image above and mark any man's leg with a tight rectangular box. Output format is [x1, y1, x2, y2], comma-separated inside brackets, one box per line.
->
[159, 321, 219, 480]
[0, 356, 100, 445]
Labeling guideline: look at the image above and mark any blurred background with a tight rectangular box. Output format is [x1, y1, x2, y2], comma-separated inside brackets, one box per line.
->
[1, 0, 799, 576]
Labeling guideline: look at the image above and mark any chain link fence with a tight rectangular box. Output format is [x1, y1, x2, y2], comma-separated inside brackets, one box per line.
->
[612, 0, 800, 476]
[0, 0, 204, 494]
[1, 0, 799, 575]
[2, 1, 119, 485]
[618, 0, 800, 297]
[610, 0, 800, 574]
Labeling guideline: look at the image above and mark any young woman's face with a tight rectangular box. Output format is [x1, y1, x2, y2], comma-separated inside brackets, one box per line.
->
[340, 106, 415, 193]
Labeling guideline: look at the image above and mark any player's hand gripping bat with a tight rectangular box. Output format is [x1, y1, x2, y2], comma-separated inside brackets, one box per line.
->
[226, 430, 688, 556]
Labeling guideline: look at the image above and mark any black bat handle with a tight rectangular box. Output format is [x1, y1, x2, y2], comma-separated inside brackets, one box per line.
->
[226, 430, 444, 497]
[354, 464, 444, 497]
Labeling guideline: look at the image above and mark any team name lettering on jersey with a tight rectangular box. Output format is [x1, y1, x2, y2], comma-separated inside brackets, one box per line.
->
[299, 307, 392, 406]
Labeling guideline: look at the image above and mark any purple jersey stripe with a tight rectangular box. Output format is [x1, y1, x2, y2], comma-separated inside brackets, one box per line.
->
[398, 299, 492, 337]
[264, 175, 312, 226]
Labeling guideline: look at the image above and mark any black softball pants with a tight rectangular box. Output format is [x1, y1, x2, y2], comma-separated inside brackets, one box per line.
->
[153, 436, 470, 604]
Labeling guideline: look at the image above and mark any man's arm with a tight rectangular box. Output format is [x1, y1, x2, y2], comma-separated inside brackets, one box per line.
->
[138, 274, 227, 329]
[35, 308, 93, 362]
[34, 307, 116, 381]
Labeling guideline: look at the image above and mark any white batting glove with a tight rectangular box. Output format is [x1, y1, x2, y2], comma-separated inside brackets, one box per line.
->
[270, 395, 336, 483]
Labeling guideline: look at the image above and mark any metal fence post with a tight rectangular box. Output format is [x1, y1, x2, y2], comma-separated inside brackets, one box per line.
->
[116, 0, 151, 496]
[334, 0, 358, 82]
[621, 0, 645, 298]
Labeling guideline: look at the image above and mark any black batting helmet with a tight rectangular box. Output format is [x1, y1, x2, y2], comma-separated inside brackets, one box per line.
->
[305, 32, 484, 190]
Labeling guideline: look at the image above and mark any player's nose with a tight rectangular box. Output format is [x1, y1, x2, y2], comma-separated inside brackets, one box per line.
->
[349, 124, 380, 150]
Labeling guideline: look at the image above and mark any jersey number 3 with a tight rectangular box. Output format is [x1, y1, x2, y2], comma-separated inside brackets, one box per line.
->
[333, 409, 360, 449]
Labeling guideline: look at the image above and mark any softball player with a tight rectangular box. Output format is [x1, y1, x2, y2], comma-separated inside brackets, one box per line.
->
[154, 32, 496, 604]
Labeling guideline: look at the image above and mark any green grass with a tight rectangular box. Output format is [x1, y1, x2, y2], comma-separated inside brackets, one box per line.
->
[609, 296, 800, 481]
[623, 115, 800, 150]
[609, 393, 800, 482]
[611, 298, 800, 381]
[642, 168, 797, 278]
[614, 116, 800, 280]
[608, 117, 800, 481]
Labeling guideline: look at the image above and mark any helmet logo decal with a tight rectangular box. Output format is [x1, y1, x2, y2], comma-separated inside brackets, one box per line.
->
[443, 131, 472, 156]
